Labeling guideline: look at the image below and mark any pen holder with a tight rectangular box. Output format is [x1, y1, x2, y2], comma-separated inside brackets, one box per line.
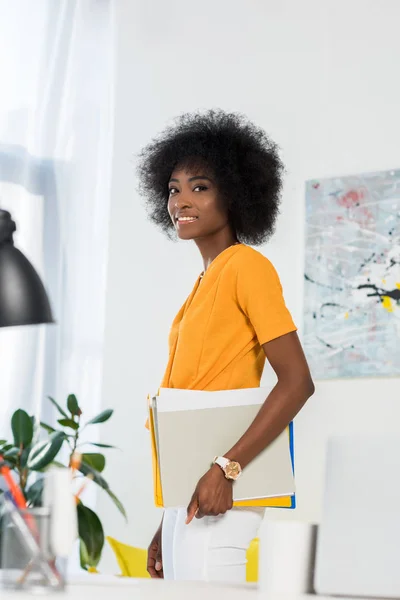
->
[0, 505, 66, 592]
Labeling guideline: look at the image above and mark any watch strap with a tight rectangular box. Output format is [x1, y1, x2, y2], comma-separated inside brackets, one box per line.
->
[213, 456, 230, 470]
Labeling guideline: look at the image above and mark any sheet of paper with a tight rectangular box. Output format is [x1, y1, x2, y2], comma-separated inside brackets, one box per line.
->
[157, 386, 269, 411]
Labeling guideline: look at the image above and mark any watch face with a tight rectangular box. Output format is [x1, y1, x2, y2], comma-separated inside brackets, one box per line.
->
[225, 461, 241, 480]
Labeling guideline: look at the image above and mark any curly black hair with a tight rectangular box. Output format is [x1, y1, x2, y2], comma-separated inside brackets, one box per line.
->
[137, 109, 284, 245]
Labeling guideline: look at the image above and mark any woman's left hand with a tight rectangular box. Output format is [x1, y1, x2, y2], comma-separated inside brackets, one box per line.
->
[186, 464, 233, 524]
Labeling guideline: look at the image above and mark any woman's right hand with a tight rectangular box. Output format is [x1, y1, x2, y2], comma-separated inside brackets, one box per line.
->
[147, 522, 163, 578]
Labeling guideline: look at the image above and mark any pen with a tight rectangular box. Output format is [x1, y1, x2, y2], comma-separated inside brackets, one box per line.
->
[0, 455, 28, 510]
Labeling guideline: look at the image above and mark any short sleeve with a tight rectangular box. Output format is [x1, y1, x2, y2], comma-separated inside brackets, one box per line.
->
[236, 251, 297, 345]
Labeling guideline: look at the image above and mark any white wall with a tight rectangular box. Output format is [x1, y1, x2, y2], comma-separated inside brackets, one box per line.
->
[97, 0, 400, 571]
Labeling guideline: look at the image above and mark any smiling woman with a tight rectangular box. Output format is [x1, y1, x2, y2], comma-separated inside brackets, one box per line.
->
[167, 170, 230, 244]
[137, 109, 314, 583]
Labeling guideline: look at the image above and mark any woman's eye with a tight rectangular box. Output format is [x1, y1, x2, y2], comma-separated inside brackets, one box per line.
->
[169, 187, 178, 195]
[193, 185, 208, 192]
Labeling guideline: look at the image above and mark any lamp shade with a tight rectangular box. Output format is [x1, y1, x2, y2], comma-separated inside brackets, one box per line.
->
[0, 209, 54, 328]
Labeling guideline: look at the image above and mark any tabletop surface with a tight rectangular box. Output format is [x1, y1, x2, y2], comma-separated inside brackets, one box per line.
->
[0, 578, 259, 599]
[0, 575, 379, 600]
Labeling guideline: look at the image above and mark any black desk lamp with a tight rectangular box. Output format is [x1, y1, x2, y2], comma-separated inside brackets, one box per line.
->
[0, 209, 54, 327]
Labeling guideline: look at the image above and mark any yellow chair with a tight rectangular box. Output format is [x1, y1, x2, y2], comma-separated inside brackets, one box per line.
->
[246, 537, 259, 582]
[106, 537, 150, 578]
[107, 535, 259, 582]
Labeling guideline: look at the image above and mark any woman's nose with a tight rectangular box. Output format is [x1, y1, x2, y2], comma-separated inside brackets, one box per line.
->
[174, 194, 192, 209]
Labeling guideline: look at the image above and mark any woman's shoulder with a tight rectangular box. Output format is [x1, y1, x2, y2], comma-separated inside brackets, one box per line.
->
[226, 245, 285, 308]
[231, 244, 277, 274]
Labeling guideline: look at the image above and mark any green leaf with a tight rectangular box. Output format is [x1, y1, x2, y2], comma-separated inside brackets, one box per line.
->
[57, 418, 79, 431]
[86, 409, 113, 426]
[105, 488, 127, 521]
[87, 443, 117, 449]
[11, 409, 34, 448]
[47, 396, 68, 418]
[40, 422, 56, 434]
[78, 462, 127, 520]
[78, 461, 108, 489]
[25, 478, 44, 507]
[77, 503, 104, 568]
[27, 432, 65, 471]
[0, 440, 7, 446]
[67, 394, 81, 416]
[20, 446, 31, 468]
[0, 444, 13, 453]
[79, 539, 90, 571]
[3, 447, 19, 458]
[81, 453, 106, 473]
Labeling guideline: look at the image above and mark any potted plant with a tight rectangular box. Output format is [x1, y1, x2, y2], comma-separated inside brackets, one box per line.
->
[0, 394, 126, 571]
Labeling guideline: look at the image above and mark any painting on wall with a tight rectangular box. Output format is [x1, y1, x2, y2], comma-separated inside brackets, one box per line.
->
[304, 168, 400, 379]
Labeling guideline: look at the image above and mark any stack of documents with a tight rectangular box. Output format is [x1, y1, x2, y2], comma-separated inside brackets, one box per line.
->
[148, 387, 295, 508]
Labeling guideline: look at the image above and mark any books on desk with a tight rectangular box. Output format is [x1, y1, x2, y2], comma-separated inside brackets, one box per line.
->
[148, 387, 295, 509]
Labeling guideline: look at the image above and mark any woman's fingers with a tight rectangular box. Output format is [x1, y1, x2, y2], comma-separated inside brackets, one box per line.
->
[155, 549, 163, 577]
[147, 555, 158, 578]
[155, 559, 162, 571]
[186, 479, 234, 524]
[148, 559, 163, 578]
[186, 494, 199, 524]
[195, 507, 204, 519]
[147, 564, 158, 578]
[147, 541, 162, 578]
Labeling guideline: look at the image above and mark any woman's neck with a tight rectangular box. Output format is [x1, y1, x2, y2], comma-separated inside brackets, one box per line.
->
[195, 227, 239, 273]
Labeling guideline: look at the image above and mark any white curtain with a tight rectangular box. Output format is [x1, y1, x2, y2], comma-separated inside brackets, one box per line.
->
[0, 1, 115, 434]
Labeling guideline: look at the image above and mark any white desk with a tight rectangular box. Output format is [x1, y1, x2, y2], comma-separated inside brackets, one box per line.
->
[1, 578, 258, 599]
[0, 576, 383, 599]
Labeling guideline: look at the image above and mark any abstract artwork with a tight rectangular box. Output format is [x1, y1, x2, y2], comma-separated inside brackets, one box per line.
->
[304, 168, 400, 379]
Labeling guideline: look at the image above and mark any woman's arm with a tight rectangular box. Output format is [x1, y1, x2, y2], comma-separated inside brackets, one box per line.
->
[223, 331, 314, 469]
[186, 332, 314, 523]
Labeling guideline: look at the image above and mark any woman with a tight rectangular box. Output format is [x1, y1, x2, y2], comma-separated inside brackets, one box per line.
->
[138, 110, 314, 583]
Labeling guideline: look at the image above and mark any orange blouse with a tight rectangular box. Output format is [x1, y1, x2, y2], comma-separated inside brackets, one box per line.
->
[161, 243, 297, 391]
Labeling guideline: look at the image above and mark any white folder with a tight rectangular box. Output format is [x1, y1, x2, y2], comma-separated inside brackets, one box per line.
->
[151, 387, 295, 508]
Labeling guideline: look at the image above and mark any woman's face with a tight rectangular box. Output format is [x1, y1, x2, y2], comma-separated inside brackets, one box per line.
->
[167, 166, 230, 241]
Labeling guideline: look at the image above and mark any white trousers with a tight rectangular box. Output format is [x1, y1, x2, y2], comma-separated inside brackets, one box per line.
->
[162, 507, 264, 582]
